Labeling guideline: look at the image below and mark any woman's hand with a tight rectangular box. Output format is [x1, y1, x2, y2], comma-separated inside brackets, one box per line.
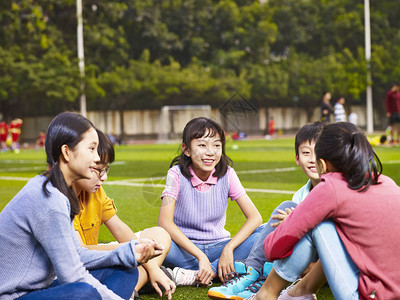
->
[134, 239, 164, 264]
[218, 245, 235, 283]
[270, 207, 295, 228]
[197, 254, 215, 285]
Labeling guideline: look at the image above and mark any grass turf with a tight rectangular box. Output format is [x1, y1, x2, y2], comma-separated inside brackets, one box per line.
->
[1, 137, 399, 299]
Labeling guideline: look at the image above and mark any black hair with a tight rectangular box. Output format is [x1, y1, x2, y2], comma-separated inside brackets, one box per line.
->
[295, 121, 325, 156]
[43, 112, 96, 220]
[322, 91, 330, 97]
[97, 129, 115, 164]
[315, 122, 382, 191]
[170, 117, 233, 179]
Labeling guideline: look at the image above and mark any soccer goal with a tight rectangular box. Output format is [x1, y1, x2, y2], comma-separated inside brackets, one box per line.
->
[158, 105, 212, 142]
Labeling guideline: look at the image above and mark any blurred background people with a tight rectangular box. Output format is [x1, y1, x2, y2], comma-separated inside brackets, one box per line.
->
[334, 96, 346, 122]
[35, 130, 46, 150]
[348, 110, 358, 126]
[0, 119, 8, 152]
[320, 91, 333, 123]
[9, 118, 23, 153]
[385, 83, 400, 144]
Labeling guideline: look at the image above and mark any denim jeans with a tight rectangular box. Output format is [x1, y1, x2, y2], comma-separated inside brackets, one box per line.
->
[245, 201, 297, 272]
[274, 220, 360, 300]
[18, 266, 138, 300]
[164, 224, 265, 274]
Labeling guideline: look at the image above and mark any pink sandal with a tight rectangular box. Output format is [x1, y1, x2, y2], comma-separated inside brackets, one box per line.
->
[278, 289, 317, 300]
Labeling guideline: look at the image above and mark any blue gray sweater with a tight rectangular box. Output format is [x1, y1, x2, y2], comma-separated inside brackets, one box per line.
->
[0, 175, 138, 299]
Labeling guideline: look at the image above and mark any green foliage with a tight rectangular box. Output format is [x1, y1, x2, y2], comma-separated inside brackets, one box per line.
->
[1, 0, 400, 122]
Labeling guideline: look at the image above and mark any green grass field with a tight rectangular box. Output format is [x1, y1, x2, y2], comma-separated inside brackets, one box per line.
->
[1, 137, 399, 299]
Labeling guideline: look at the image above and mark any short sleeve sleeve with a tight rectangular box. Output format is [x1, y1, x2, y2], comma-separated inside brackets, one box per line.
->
[100, 188, 117, 223]
[161, 166, 180, 200]
[228, 167, 246, 201]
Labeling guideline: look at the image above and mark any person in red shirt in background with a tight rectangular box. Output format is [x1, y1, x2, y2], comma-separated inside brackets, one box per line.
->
[9, 118, 23, 153]
[385, 83, 400, 144]
[268, 117, 275, 136]
[0, 119, 8, 152]
[35, 130, 46, 150]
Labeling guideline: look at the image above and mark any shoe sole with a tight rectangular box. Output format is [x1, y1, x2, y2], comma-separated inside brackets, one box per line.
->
[207, 290, 238, 300]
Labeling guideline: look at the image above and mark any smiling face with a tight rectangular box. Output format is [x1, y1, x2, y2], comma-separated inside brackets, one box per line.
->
[296, 140, 320, 187]
[66, 127, 100, 183]
[183, 130, 222, 181]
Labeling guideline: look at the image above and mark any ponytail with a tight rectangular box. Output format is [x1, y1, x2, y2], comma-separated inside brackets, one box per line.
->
[344, 131, 381, 191]
[315, 122, 382, 191]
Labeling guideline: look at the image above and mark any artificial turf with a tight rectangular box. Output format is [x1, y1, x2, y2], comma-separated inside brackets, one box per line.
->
[1, 136, 399, 299]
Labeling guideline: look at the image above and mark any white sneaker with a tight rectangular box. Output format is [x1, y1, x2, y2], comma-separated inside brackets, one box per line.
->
[172, 267, 199, 286]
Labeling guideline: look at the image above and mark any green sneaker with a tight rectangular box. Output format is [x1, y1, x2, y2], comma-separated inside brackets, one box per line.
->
[207, 261, 260, 299]
[235, 262, 274, 300]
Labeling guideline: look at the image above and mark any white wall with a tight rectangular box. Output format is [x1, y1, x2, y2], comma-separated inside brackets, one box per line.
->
[20, 105, 371, 142]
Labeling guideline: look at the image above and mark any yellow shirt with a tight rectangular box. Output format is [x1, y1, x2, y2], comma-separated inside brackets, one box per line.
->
[73, 187, 117, 245]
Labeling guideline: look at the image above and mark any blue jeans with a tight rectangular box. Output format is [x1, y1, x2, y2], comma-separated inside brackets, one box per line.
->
[274, 220, 360, 300]
[164, 224, 265, 274]
[18, 266, 138, 300]
[245, 201, 297, 272]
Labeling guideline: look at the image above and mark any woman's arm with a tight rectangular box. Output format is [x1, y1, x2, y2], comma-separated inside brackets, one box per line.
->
[35, 210, 124, 299]
[264, 178, 337, 261]
[159, 196, 215, 285]
[218, 193, 262, 282]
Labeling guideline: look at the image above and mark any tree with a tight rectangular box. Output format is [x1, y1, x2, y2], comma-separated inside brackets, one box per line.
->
[2, 0, 400, 126]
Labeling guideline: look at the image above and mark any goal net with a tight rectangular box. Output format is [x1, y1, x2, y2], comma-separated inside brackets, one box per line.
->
[158, 105, 212, 142]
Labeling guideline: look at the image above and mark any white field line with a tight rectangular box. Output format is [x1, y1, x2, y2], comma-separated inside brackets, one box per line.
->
[0, 166, 298, 194]
[0, 176, 32, 181]
[0, 160, 45, 164]
[236, 167, 297, 174]
[0, 179, 296, 195]
[246, 188, 295, 194]
[110, 167, 298, 184]
[119, 176, 166, 183]
[0, 166, 45, 172]
[0, 160, 126, 165]
[3, 160, 399, 194]
[386, 160, 400, 164]
[104, 180, 297, 194]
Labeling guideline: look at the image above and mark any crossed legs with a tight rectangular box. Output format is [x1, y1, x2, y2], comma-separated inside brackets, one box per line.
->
[254, 220, 360, 299]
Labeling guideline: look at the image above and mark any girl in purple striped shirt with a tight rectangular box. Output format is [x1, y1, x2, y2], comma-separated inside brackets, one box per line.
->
[159, 117, 264, 287]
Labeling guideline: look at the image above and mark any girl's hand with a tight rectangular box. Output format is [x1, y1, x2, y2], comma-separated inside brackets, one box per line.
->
[134, 239, 164, 264]
[270, 207, 295, 227]
[218, 246, 234, 283]
[197, 254, 215, 285]
[148, 267, 176, 300]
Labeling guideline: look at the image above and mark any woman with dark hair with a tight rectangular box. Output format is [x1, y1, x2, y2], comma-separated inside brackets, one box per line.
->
[251, 122, 400, 300]
[159, 117, 263, 287]
[73, 129, 175, 300]
[0, 112, 161, 299]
